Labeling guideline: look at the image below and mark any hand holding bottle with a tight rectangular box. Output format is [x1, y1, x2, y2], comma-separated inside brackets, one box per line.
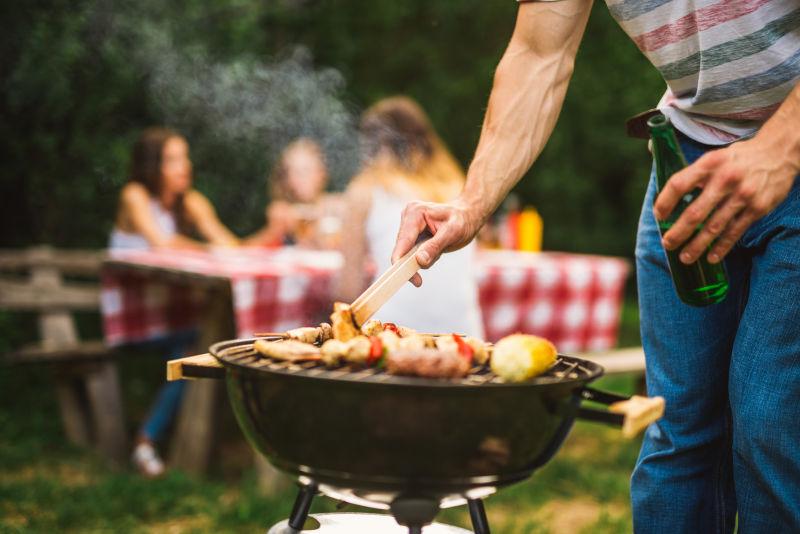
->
[654, 136, 798, 265]
[654, 84, 800, 265]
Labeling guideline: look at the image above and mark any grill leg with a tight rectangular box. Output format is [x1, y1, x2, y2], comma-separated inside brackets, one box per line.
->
[288, 483, 317, 530]
[408, 528, 422, 534]
[468, 498, 491, 534]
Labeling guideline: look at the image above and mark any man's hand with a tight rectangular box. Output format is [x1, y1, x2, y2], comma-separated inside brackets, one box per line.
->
[654, 135, 799, 264]
[391, 200, 483, 287]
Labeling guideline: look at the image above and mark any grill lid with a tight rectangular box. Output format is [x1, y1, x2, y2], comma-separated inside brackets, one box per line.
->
[210, 337, 603, 388]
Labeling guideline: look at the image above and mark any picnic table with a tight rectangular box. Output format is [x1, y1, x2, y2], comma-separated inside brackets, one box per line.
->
[101, 247, 629, 473]
[101, 247, 340, 474]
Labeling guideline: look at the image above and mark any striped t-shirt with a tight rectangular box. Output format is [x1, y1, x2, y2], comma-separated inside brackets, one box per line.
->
[522, 0, 800, 145]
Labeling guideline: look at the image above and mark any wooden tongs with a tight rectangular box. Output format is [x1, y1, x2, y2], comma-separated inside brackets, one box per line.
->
[349, 235, 427, 327]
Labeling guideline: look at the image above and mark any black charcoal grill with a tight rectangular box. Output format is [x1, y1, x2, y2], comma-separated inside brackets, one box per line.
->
[199, 336, 663, 534]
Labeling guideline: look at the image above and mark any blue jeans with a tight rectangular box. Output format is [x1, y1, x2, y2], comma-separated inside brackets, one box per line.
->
[631, 135, 800, 533]
[138, 330, 196, 443]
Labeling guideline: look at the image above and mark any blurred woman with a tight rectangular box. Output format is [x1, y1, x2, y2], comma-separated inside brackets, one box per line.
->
[337, 97, 484, 337]
[111, 127, 238, 250]
[110, 127, 237, 477]
[246, 138, 343, 249]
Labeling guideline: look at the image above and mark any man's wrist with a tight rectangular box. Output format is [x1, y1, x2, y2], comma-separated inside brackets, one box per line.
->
[454, 190, 495, 231]
[754, 123, 800, 174]
[755, 86, 800, 173]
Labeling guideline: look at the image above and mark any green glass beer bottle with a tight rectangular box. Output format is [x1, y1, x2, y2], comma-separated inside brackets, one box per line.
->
[647, 113, 729, 306]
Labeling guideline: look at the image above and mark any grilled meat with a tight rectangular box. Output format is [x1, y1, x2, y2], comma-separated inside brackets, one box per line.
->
[398, 334, 427, 352]
[284, 323, 333, 344]
[330, 302, 360, 342]
[320, 339, 348, 366]
[344, 336, 371, 364]
[377, 330, 400, 352]
[434, 335, 458, 353]
[254, 338, 320, 361]
[361, 319, 384, 336]
[320, 336, 371, 366]
[465, 337, 490, 365]
[318, 322, 333, 342]
[387, 349, 470, 379]
[285, 326, 322, 344]
[397, 326, 417, 338]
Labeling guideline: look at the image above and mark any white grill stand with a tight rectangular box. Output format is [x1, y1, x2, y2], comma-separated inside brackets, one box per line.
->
[276, 484, 490, 534]
[267, 513, 472, 534]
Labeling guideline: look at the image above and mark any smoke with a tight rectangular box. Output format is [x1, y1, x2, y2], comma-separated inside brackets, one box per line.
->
[144, 36, 360, 190]
[96, 1, 361, 216]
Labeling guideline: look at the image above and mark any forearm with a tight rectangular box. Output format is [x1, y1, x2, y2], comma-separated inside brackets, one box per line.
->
[164, 234, 206, 250]
[204, 224, 240, 247]
[459, 0, 592, 223]
[242, 225, 283, 247]
[195, 212, 240, 246]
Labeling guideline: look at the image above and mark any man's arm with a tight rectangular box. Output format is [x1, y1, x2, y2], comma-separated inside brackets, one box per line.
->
[655, 82, 800, 264]
[392, 0, 593, 285]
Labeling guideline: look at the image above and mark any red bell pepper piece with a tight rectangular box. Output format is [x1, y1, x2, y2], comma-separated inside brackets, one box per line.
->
[452, 333, 474, 364]
[383, 323, 400, 335]
[367, 336, 384, 366]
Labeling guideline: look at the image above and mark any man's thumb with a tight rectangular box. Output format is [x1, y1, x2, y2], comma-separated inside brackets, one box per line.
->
[415, 231, 449, 268]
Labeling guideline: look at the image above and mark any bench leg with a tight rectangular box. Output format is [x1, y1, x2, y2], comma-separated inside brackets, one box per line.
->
[169, 284, 234, 474]
[54, 375, 91, 447]
[85, 361, 128, 467]
[169, 379, 219, 474]
[255, 453, 290, 495]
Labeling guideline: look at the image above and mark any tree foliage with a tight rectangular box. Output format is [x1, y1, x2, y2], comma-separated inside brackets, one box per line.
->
[1, 0, 664, 257]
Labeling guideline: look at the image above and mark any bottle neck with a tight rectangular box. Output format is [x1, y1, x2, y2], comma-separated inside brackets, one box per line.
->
[649, 124, 688, 190]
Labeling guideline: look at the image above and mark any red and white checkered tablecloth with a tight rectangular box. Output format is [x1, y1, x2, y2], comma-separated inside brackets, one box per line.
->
[101, 248, 629, 351]
[476, 250, 630, 351]
[101, 248, 341, 346]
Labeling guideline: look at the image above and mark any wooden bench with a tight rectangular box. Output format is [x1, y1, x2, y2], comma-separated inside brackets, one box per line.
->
[0, 246, 127, 466]
[577, 346, 646, 375]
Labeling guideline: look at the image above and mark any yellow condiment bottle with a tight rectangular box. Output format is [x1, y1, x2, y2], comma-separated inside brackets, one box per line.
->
[518, 206, 543, 252]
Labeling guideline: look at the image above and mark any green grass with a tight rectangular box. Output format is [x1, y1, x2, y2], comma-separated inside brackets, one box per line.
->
[617, 292, 641, 348]
[0, 300, 644, 533]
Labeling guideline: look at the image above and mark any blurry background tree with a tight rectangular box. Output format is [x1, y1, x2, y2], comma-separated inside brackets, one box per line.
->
[1, 0, 663, 256]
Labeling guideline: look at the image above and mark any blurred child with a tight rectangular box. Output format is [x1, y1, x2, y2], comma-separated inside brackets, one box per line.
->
[110, 127, 237, 477]
[336, 97, 484, 337]
[246, 138, 343, 249]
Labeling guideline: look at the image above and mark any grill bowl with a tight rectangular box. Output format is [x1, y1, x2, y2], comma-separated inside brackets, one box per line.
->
[211, 336, 604, 509]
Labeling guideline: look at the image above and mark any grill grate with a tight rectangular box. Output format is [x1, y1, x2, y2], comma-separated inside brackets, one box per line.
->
[212, 338, 602, 388]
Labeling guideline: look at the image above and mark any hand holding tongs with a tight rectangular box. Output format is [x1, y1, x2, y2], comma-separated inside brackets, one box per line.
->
[349, 233, 430, 327]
